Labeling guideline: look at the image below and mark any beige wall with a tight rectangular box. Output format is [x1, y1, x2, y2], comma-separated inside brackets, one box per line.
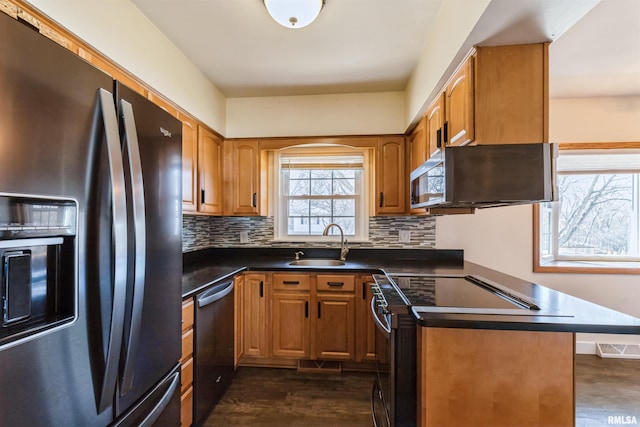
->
[436, 96, 640, 349]
[226, 92, 405, 138]
[28, 0, 227, 134]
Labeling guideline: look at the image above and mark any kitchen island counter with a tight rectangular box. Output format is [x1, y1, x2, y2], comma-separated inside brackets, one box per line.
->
[182, 247, 640, 334]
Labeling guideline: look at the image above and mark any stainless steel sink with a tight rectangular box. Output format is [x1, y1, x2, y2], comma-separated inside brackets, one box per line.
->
[288, 259, 346, 267]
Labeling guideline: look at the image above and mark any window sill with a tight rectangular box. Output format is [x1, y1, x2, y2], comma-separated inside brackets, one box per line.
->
[271, 237, 370, 244]
[534, 260, 640, 275]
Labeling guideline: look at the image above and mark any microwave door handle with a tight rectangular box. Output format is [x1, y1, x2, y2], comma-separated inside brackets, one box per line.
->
[119, 99, 147, 395]
[96, 88, 129, 412]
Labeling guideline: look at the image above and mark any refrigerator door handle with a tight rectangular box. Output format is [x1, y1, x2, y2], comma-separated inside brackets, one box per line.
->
[119, 99, 147, 395]
[96, 88, 129, 412]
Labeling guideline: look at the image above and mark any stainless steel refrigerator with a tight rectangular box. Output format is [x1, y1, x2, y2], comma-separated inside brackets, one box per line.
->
[0, 11, 182, 426]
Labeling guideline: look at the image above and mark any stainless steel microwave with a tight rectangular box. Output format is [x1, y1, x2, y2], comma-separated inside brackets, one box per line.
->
[410, 143, 556, 210]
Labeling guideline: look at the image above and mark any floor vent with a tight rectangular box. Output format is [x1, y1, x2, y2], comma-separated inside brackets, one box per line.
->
[297, 360, 342, 373]
[596, 343, 640, 359]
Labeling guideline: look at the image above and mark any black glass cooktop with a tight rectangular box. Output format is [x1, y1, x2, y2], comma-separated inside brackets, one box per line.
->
[384, 274, 538, 310]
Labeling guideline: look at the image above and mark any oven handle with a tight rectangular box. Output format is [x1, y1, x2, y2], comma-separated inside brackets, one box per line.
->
[371, 295, 391, 335]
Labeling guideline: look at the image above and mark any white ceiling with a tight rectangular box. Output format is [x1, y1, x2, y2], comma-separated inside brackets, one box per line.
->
[133, 0, 640, 100]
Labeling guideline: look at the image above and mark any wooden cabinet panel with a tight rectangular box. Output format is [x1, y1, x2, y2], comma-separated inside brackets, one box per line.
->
[225, 139, 261, 215]
[425, 92, 445, 158]
[417, 327, 574, 427]
[356, 276, 376, 362]
[242, 273, 268, 357]
[272, 292, 311, 358]
[181, 329, 194, 363]
[180, 386, 193, 427]
[179, 112, 198, 213]
[181, 299, 194, 333]
[376, 136, 406, 215]
[445, 56, 474, 147]
[273, 273, 311, 291]
[198, 126, 223, 215]
[316, 274, 355, 292]
[409, 116, 427, 173]
[474, 43, 548, 145]
[180, 357, 193, 395]
[316, 293, 356, 360]
[234, 275, 244, 367]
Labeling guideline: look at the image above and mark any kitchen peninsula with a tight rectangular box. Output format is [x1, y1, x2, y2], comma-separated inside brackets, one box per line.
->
[183, 247, 640, 427]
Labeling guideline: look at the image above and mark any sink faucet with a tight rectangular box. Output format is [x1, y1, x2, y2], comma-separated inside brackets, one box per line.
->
[322, 223, 349, 261]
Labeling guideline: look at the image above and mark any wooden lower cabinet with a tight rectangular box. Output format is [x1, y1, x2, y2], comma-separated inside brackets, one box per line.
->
[417, 327, 575, 427]
[356, 275, 377, 362]
[242, 273, 268, 358]
[237, 272, 372, 366]
[181, 298, 195, 427]
[272, 291, 311, 358]
[316, 293, 356, 360]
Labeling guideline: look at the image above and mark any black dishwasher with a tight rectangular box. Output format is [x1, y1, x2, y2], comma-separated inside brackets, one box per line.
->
[194, 280, 235, 425]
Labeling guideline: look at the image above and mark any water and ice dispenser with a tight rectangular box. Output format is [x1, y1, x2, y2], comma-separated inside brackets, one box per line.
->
[0, 194, 77, 349]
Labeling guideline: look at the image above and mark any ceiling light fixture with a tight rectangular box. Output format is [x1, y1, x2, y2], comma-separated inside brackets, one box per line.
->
[263, 0, 324, 29]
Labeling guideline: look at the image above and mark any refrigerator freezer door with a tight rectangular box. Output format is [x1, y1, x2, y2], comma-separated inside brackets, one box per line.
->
[114, 82, 182, 416]
[0, 11, 115, 426]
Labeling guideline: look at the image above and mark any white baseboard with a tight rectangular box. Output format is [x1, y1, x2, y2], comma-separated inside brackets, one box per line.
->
[576, 341, 597, 354]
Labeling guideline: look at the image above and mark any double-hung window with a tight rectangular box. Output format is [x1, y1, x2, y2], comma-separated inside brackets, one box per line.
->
[535, 145, 640, 272]
[274, 148, 369, 241]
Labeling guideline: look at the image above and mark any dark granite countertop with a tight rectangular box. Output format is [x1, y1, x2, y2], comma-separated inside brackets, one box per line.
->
[182, 247, 640, 334]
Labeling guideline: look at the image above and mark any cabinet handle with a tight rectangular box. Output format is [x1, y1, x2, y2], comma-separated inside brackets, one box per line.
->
[362, 283, 366, 300]
[443, 121, 449, 145]
[436, 128, 442, 148]
[305, 301, 309, 318]
[259, 280, 263, 298]
[283, 280, 299, 285]
[327, 282, 344, 287]
[252, 192, 257, 208]
[317, 302, 321, 318]
[379, 192, 384, 208]
[201, 189, 205, 204]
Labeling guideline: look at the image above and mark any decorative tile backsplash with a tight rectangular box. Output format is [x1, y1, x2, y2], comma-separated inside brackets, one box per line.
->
[183, 215, 435, 252]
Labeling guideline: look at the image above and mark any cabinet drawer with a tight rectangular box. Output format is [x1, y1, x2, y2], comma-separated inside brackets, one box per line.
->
[181, 328, 194, 362]
[182, 298, 194, 332]
[180, 386, 193, 427]
[273, 273, 310, 291]
[317, 275, 355, 292]
[181, 357, 193, 394]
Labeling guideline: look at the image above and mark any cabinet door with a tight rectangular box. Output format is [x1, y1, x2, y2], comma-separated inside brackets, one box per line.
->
[425, 93, 445, 158]
[376, 136, 406, 215]
[356, 276, 376, 362]
[316, 293, 356, 360]
[198, 126, 223, 214]
[234, 275, 244, 367]
[179, 112, 198, 213]
[272, 292, 311, 358]
[445, 56, 474, 147]
[409, 117, 427, 173]
[226, 139, 260, 215]
[242, 274, 268, 358]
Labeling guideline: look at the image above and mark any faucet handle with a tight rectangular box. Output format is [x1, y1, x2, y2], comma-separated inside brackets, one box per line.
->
[294, 251, 304, 260]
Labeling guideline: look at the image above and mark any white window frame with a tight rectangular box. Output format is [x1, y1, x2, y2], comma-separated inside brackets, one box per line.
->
[534, 144, 640, 273]
[273, 147, 370, 242]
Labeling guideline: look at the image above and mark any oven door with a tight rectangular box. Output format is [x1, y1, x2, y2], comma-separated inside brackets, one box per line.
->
[371, 297, 391, 427]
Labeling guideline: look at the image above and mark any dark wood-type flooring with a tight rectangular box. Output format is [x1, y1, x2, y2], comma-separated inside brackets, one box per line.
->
[205, 355, 640, 427]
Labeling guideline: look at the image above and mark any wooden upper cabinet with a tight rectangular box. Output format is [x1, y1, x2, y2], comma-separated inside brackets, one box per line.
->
[445, 55, 475, 147]
[425, 92, 445, 157]
[376, 136, 406, 215]
[178, 112, 198, 213]
[474, 43, 549, 145]
[197, 126, 223, 215]
[409, 117, 427, 173]
[224, 139, 261, 215]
